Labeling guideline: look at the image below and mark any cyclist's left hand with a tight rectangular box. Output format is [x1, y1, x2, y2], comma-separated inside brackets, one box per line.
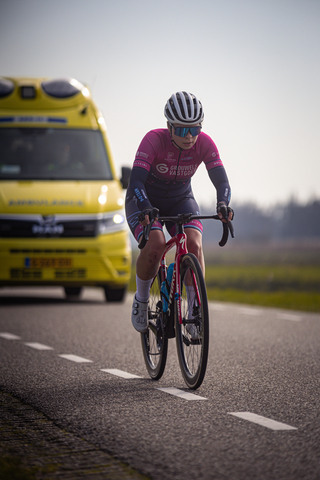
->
[217, 202, 234, 223]
[138, 207, 159, 226]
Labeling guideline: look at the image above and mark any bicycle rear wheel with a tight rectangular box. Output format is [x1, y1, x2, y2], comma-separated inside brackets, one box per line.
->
[175, 253, 209, 389]
[141, 270, 168, 380]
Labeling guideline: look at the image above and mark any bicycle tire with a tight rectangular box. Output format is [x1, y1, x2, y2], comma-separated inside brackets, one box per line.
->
[141, 270, 168, 380]
[175, 253, 209, 389]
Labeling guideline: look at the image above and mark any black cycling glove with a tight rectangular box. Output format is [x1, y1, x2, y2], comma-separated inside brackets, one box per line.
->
[216, 202, 234, 220]
[138, 207, 159, 223]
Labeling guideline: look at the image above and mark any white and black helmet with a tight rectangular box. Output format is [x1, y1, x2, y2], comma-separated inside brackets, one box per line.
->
[164, 91, 204, 125]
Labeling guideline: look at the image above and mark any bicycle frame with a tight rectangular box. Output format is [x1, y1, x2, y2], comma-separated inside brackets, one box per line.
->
[158, 228, 201, 327]
[140, 210, 234, 328]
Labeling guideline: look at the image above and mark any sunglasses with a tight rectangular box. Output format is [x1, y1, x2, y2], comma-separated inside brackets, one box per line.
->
[170, 124, 202, 137]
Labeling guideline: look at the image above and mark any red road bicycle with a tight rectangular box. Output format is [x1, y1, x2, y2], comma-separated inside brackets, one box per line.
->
[139, 211, 234, 390]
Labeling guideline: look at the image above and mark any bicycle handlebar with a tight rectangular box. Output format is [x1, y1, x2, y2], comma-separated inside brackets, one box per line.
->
[138, 213, 234, 250]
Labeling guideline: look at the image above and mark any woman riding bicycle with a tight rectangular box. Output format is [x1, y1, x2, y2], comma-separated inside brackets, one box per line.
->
[125, 91, 233, 333]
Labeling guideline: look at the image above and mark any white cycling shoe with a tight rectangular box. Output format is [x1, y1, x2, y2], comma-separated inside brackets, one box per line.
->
[186, 323, 200, 340]
[131, 294, 148, 333]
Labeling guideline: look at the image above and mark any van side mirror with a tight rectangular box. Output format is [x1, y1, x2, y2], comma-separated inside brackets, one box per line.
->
[120, 166, 131, 189]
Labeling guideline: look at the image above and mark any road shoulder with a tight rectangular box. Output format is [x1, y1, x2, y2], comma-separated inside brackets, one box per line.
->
[0, 389, 149, 479]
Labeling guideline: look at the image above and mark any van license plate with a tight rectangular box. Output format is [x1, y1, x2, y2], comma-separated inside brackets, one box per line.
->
[24, 257, 73, 268]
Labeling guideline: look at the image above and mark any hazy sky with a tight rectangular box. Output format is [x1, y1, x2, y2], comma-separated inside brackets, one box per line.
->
[1, 0, 319, 208]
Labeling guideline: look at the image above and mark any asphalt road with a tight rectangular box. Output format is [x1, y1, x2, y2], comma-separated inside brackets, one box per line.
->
[0, 286, 319, 480]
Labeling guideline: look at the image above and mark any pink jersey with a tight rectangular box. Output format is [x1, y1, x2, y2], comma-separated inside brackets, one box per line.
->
[133, 129, 223, 185]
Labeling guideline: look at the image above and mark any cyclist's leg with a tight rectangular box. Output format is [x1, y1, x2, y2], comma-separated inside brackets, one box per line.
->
[133, 230, 166, 332]
[185, 227, 205, 274]
[126, 197, 166, 332]
[136, 229, 166, 281]
[126, 195, 165, 283]
[133, 230, 166, 331]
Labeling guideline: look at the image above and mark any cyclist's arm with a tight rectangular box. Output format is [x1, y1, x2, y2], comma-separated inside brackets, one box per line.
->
[127, 166, 152, 211]
[127, 167, 159, 228]
[199, 134, 231, 206]
[208, 166, 233, 222]
[208, 166, 231, 206]
[127, 130, 164, 213]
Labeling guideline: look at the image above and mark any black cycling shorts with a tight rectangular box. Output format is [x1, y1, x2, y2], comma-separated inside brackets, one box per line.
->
[125, 189, 203, 243]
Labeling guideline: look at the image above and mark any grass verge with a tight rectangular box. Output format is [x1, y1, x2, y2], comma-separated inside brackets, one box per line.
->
[206, 287, 320, 312]
[129, 247, 320, 313]
[0, 456, 37, 480]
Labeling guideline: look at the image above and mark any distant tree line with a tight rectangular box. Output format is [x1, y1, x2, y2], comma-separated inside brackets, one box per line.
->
[200, 198, 320, 244]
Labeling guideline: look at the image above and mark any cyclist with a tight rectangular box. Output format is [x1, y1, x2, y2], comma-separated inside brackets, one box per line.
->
[125, 91, 233, 333]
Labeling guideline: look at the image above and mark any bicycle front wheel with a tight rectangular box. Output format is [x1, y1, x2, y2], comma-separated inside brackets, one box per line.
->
[175, 253, 209, 389]
[141, 271, 168, 380]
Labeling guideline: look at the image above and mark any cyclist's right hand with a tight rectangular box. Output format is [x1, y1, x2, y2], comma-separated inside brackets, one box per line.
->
[216, 202, 235, 243]
[216, 202, 234, 223]
[138, 207, 159, 226]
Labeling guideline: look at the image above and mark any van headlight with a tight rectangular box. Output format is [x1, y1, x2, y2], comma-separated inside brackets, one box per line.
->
[98, 212, 126, 235]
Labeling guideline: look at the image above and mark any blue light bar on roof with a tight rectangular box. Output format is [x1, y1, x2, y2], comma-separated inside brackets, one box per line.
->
[0, 116, 68, 124]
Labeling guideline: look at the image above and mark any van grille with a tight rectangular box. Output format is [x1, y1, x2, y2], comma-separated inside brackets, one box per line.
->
[54, 269, 86, 279]
[10, 269, 42, 279]
[9, 268, 87, 279]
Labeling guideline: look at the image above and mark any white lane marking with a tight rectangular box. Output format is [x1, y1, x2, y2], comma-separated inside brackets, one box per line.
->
[58, 354, 92, 363]
[0, 332, 21, 340]
[157, 387, 207, 401]
[228, 412, 297, 431]
[238, 308, 262, 316]
[277, 313, 302, 322]
[238, 308, 303, 321]
[24, 342, 53, 350]
[210, 304, 226, 311]
[101, 368, 142, 379]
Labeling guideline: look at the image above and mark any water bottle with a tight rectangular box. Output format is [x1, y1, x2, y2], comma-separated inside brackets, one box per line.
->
[161, 263, 174, 313]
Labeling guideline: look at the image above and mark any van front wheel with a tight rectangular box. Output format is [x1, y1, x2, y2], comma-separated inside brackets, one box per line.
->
[103, 286, 127, 303]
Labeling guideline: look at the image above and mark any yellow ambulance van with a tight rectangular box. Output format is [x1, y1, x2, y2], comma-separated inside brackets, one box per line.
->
[0, 77, 131, 301]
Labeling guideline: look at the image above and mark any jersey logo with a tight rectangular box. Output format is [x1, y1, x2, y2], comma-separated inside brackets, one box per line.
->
[136, 151, 149, 159]
[156, 164, 169, 174]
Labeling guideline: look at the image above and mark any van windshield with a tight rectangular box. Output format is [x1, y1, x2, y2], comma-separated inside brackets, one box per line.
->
[0, 128, 113, 180]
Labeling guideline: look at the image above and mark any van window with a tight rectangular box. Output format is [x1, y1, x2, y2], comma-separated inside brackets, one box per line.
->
[0, 128, 113, 180]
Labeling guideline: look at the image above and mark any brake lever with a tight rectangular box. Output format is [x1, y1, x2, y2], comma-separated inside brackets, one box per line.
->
[228, 219, 235, 238]
[219, 223, 229, 247]
[138, 222, 153, 250]
[219, 219, 234, 247]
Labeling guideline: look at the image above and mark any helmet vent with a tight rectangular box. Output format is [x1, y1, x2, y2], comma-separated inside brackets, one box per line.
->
[165, 91, 204, 125]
